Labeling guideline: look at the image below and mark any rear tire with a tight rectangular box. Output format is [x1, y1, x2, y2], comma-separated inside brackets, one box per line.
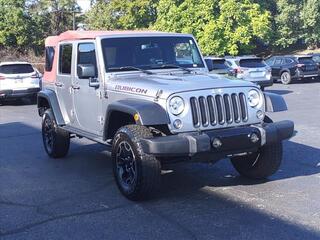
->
[280, 72, 292, 85]
[112, 125, 161, 201]
[231, 142, 283, 179]
[42, 109, 70, 158]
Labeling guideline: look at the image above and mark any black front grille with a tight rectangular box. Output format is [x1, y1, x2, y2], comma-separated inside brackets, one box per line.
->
[190, 93, 248, 128]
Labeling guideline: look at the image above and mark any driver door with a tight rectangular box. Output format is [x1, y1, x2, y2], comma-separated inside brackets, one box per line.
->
[72, 41, 103, 136]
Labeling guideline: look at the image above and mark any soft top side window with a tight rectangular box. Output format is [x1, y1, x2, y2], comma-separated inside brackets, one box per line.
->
[45, 47, 55, 71]
[59, 44, 72, 75]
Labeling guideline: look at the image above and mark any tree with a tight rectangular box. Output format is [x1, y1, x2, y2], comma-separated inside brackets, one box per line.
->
[86, 0, 159, 30]
[31, 0, 80, 35]
[274, 0, 302, 48]
[153, 0, 271, 56]
[301, 0, 320, 48]
[0, 0, 35, 50]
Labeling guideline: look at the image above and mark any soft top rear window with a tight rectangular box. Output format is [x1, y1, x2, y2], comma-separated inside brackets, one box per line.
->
[0, 64, 34, 74]
[212, 59, 229, 69]
[239, 58, 266, 68]
[298, 57, 315, 64]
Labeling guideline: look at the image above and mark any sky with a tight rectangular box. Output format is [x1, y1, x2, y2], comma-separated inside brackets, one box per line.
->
[77, 0, 91, 12]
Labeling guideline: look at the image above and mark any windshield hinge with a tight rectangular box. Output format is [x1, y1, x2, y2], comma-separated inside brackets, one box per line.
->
[154, 89, 163, 102]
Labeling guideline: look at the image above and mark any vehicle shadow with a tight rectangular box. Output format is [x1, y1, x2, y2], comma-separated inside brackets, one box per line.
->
[265, 89, 293, 95]
[1, 122, 320, 239]
[160, 140, 320, 188]
[0, 98, 36, 106]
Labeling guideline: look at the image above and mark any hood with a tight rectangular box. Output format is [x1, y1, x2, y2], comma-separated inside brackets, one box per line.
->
[108, 72, 256, 99]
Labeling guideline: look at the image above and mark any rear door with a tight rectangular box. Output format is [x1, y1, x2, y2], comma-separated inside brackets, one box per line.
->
[72, 41, 103, 135]
[272, 57, 283, 77]
[56, 43, 75, 125]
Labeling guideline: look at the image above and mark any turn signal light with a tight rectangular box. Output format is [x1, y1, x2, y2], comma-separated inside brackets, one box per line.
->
[0, 75, 5, 80]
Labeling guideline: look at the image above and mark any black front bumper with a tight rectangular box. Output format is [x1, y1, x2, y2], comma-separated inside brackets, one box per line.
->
[0, 88, 40, 99]
[141, 121, 294, 157]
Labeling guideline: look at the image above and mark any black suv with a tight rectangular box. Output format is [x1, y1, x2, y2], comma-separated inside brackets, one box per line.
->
[265, 55, 319, 84]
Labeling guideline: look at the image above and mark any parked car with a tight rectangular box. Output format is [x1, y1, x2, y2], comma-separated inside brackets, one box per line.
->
[310, 53, 320, 69]
[204, 57, 235, 76]
[265, 55, 319, 84]
[37, 30, 294, 200]
[0, 62, 41, 102]
[225, 56, 273, 90]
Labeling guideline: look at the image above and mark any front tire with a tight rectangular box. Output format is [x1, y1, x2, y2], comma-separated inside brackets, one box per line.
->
[231, 142, 283, 179]
[42, 109, 70, 158]
[112, 125, 161, 201]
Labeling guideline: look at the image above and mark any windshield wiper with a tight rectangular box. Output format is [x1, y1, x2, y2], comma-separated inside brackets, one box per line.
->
[108, 66, 153, 75]
[152, 64, 193, 73]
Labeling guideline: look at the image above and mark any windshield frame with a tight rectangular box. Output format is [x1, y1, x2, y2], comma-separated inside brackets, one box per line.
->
[99, 34, 206, 74]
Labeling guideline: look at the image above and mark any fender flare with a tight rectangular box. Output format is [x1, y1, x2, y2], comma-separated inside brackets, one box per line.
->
[37, 89, 65, 125]
[104, 99, 170, 139]
[264, 92, 288, 112]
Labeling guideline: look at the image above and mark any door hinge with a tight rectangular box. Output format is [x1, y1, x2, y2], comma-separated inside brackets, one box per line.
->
[97, 90, 103, 99]
[98, 116, 104, 125]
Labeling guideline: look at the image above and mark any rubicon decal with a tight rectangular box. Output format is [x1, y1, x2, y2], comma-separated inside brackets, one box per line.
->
[115, 85, 148, 94]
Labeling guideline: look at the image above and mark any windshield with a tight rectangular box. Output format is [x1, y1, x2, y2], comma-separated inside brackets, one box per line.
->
[0, 64, 34, 74]
[239, 59, 266, 68]
[101, 36, 205, 72]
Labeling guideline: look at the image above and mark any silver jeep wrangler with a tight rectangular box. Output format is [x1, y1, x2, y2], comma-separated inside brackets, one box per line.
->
[38, 31, 294, 200]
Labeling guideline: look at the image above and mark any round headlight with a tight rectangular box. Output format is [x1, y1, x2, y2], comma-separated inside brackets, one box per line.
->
[248, 89, 261, 107]
[169, 96, 185, 115]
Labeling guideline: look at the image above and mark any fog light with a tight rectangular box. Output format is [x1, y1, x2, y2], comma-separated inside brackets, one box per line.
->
[256, 110, 265, 120]
[212, 138, 222, 148]
[173, 119, 182, 129]
[249, 133, 260, 143]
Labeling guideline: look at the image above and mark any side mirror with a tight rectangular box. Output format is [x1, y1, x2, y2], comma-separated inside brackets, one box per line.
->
[77, 64, 96, 79]
[77, 64, 99, 88]
[205, 59, 214, 72]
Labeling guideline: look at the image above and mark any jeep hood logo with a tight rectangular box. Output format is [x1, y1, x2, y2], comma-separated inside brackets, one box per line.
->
[115, 85, 148, 95]
[213, 88, 223, 94]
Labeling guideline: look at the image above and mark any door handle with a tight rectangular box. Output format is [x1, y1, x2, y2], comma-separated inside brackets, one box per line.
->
[71, 85, 80, 90]
[55, 82, 63, 87]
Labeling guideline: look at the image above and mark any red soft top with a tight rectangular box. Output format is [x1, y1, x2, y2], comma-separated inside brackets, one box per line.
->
[45, 30, 160, 46]
[43, 30, 163, 83]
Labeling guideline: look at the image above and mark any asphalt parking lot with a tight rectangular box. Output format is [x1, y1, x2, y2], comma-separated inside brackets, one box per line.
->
[0, 81, 320, 240]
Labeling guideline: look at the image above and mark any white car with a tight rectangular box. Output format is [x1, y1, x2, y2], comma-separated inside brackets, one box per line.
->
[225, 56, 273, 90]
[0, 62, 41, 102]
